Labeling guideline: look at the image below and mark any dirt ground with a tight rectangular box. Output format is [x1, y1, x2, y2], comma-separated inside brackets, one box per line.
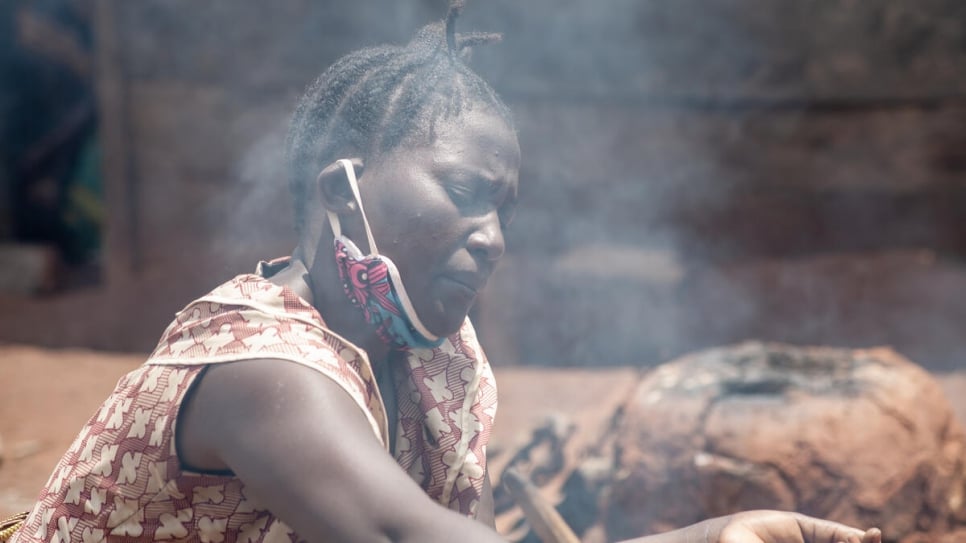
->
[1, 344, 964, 538]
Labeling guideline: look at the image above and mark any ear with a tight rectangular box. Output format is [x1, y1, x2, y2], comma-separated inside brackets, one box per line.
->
[316, 158, 365, 214]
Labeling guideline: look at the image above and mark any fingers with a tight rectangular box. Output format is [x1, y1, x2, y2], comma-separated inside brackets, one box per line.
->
[861, 527, 882, 543]
[794, 514, 881, 543]
[832, 526, 881, 543]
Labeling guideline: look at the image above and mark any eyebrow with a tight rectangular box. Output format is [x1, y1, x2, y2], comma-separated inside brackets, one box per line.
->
[433, 162, 517, 205]
[434, 162, 493, 180]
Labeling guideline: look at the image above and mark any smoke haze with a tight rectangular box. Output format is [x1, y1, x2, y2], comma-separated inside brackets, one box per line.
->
[2, 0, 964, 371]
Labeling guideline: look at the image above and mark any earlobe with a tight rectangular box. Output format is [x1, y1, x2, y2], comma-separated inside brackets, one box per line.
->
[316, 158, 364, 214]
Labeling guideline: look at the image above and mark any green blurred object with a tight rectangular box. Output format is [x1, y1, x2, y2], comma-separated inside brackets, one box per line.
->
[62, 133, 102, 264]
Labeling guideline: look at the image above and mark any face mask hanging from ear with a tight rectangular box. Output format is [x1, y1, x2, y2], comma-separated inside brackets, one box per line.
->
[325, 159, 445, 350]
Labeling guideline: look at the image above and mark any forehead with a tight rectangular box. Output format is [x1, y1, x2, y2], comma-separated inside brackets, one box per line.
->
[377, 107, 519, 173]
[426, 108, 521, 175]
[438, 107, 517, 150]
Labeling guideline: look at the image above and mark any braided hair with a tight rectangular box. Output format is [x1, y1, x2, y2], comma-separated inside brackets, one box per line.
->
[286, 0, 515, 234]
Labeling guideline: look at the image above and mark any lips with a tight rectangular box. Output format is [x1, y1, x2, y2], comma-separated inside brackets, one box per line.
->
[440, 271, 486, 295]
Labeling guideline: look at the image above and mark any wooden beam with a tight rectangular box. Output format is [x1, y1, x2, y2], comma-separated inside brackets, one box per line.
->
[93, 0, 139, 285]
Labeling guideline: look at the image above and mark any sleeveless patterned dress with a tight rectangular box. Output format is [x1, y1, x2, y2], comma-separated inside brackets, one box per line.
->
[10, 268, 498, 542]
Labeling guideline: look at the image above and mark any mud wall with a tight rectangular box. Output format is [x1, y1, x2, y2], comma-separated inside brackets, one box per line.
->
[1, 0, 964, 371]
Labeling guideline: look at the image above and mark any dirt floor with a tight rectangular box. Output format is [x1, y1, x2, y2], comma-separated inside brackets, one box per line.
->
[1, 344, 964, 539]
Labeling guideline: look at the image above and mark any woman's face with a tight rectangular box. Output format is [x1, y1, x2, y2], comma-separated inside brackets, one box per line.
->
[354, 107, 520, 337]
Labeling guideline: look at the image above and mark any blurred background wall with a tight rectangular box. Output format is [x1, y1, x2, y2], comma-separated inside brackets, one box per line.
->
[0, 0, 964, 371]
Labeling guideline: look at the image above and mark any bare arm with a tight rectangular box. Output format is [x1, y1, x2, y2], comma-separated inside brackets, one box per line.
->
[178, 360, 881, 543]
[178, 358, 505, 543]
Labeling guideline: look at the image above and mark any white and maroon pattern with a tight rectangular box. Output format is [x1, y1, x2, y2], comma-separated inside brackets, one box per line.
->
[11, 364, 297, 543]
[395, 324, 498, 513]
[12, 271, 496, 542]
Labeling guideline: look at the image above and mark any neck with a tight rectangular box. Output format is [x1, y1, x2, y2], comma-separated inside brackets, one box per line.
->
[293, 239, 393, 367]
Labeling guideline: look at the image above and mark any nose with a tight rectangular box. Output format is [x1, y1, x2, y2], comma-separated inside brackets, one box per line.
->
[467, 211, 505, 262]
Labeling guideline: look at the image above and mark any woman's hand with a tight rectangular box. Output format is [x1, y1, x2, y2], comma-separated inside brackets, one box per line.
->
[718, 511, 882, 543]
[620, 511, 881, 543]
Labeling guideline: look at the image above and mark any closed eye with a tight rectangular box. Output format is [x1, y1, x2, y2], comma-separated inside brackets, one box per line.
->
[440, 168, 516, 226]
[444, 182, 477, 207]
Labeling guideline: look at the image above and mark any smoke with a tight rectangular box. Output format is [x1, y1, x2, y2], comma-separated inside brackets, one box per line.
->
[103, 0, 966, 370]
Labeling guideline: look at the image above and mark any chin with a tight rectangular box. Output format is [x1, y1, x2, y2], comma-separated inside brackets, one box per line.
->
[424, 302, 471, 338]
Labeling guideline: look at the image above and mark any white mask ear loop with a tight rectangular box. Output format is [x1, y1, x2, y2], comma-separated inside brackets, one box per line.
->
[325, 159, 379, 255]
[322, 159, 443, 345]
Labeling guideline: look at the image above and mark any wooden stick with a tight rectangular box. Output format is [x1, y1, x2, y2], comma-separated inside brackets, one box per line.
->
[502, 467, 581, 543]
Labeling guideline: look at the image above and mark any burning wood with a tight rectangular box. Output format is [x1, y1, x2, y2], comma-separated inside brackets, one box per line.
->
[503, 467, 581, 543]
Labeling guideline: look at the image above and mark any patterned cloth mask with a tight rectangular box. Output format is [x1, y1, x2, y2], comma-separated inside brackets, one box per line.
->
[326, 159, 445, 350]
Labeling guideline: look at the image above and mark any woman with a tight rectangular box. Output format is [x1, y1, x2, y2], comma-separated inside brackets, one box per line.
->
[6, 2, 882, 542]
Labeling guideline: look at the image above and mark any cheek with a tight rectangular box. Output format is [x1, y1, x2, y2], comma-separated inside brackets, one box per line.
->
[390, 217, 464, 290]
[401, 200, 462, 247]
[373, 184, 466, 272]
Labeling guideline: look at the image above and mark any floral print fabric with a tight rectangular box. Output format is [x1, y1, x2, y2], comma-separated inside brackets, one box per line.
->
[12, 271, 497, 542]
